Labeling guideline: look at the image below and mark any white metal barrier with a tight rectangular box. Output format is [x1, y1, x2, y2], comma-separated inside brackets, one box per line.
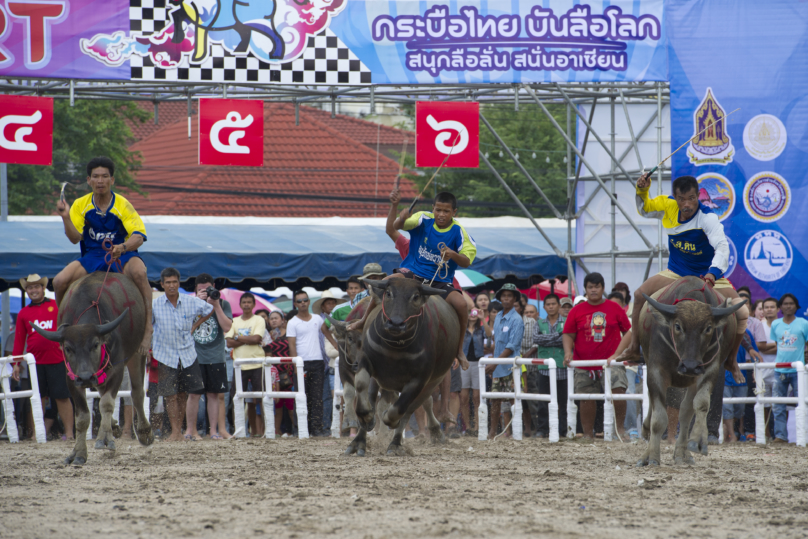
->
[84, 369, 150, 441]
[477, 358, 560, 442]
[331, 357, 344, 437]
[720, 361, 807, 447]
[233, 356, 308, 439]
[566, 360, 650, 442]
[0, 354, 47, 443]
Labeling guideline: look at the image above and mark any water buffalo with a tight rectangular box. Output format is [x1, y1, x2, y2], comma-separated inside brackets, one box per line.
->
[637, 276, 746, 467]
[31, 272, 153, 465]
[345, 278, 460, 456]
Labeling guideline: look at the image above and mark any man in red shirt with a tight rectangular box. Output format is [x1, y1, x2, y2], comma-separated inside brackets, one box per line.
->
[563, 272, 631, 440]
[12, 274, 74, 440]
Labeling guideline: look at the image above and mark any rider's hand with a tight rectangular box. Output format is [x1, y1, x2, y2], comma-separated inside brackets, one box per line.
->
[703, 273, 716, 285]
[390, 188, 401, 205]
[452, 358, 459, 370]
[56, 199, 69, 217]
[440, 245, 457, 261]
[636, 172, 651, 190]
[110, 244, 126, 260]
[12, 363, 21, 382]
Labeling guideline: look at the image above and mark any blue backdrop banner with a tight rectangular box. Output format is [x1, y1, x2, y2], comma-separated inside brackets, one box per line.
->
[667, 0, 808, 303]
[329, 0, 667, 84]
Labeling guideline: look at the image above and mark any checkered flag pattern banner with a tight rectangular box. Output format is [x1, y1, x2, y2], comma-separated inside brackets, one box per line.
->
[128, 0, 372, 84]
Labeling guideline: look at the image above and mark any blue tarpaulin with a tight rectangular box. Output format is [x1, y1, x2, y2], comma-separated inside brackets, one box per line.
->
[0, 217, 571, 286]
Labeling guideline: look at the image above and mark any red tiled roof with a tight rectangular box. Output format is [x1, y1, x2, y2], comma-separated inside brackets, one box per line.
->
[128, 101, 190, 142]
[122, 103, 418, 217]
[304, 107, 412, 146]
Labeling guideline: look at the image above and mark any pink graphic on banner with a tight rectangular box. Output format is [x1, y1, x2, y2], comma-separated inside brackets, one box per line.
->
[0, 0, 128, 79]
[81, 24, 195, 68]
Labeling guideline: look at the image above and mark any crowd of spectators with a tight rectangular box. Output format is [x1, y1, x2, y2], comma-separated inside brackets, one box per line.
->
[2, 270, 806, 447]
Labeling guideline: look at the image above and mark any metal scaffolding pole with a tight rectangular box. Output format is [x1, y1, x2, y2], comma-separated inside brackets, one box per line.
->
[657, 83, 664, 271]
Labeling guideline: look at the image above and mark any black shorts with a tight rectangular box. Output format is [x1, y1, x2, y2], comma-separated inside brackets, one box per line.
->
[398, 271, 460, 299]
[191, 363, 229, 395]
[36, 362, 71, 400]
[450, 365, 462, 393]
[156, 359, 204, 397]
[240, 367, 266, 393]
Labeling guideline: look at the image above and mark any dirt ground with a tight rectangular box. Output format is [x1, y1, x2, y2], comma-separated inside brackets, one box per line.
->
[1, 433, 807, 539]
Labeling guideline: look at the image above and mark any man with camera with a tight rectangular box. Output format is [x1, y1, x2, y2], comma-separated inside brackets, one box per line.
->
[190, 274, 233, 440]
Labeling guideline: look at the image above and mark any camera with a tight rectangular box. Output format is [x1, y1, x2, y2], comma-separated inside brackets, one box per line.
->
[205, 286, 221, 300]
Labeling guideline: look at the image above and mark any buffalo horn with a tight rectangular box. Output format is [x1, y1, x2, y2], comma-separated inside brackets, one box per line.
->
[711, 298, 747, 318]
[95, 308, 130, 336]
[325, 314, 348, 331]
[419, 283, 446, 297]
[642, 293, 677, 316]
[29, 322, 67, 342]
[364, 280, 390, 293]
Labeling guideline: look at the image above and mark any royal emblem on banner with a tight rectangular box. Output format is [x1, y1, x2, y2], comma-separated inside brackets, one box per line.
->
[743, 114, 787, 162]
[696, 172, 734, 221]
[744, 230, 792, 282]
[688, 88, 734, 166]
[743, 172, 790, 223]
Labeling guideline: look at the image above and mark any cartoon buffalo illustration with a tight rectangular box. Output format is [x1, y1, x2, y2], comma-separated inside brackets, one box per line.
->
[170, 0, 285, 62]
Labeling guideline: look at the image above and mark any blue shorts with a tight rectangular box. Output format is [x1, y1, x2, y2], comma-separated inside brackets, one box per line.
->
[78, 250, 141, 274]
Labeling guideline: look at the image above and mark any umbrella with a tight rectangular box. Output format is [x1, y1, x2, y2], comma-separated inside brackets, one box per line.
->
[523, 279, 570, 301]
[452, 269, 492, 289]
[219, 289, 280, 317]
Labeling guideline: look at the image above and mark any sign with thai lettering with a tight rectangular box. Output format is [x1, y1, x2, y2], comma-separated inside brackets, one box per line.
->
[198, 99, 264, 167]
[0, 95, 53, 165]
[329, 0, 666, 84]
[416, 101, 479, 168]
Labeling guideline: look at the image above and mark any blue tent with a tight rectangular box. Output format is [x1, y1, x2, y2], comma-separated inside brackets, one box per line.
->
[0, 217, 571, 288]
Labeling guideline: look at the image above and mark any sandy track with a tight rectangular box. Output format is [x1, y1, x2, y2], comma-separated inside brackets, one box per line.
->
[1, 435, 807, 538]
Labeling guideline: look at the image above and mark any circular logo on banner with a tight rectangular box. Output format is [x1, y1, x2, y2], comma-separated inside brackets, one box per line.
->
[725, 238, 737, 278]
[743, 172, 790, 222]
[696, 173, 735, 221]
[744, 231, 793, 282]
[743, 114, 787, 161]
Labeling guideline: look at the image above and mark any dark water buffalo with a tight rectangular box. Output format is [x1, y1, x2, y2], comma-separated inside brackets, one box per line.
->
[329, 298, 370, 437]
[637, 276, 746, 467]
[32, 272, 153, 465]
[345, 278, 460, 456]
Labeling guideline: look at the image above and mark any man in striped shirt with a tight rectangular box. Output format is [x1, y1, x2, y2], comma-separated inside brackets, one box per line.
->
[152, 267, 213, 441]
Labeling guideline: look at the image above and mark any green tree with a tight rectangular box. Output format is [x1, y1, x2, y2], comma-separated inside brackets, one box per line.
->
[399, 103, 572, 217]
[7, 100, 150, 215]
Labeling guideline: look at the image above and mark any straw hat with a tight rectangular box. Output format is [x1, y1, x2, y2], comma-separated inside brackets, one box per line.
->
[19, 273, 48, 289]
[312, 290, 347, 315]
[358, 262, 387, 280]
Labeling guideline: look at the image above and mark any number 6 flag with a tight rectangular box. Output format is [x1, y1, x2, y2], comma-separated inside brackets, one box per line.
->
[416, 101, 479, 168]
[199, 99, 264, 166]
[0, 95, 53, 166]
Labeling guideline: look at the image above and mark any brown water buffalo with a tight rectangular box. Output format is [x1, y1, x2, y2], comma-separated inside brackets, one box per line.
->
[346, 278, 460, 456]
[637, 276, 746, 467]
[32, 272, 153, 465]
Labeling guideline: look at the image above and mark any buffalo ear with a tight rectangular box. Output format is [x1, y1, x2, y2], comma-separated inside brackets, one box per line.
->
[29, 322, 66, 342]
[419, 284, 445, 297]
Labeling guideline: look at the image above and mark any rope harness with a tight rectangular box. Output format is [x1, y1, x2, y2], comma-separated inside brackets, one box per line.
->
[62, 238, 121, 385]
[374, 299, 424, 348]
[428, 243, 450, 287]
[666, 281, 723, 369]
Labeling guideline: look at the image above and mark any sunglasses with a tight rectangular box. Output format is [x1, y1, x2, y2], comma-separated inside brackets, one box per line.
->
[295, 299, 310, 304]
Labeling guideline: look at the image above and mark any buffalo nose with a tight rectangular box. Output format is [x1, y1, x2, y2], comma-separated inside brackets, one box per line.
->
[677, 363, 704, 376]
[384, 320, 407, 333]
[75, 375, 93, 385]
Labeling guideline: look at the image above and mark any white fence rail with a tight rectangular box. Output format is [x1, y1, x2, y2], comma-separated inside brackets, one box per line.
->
[331, 358, 344, 438]
[0, 354, 46, 443]
[84, 370, 150, 441]
[233, 356, 308, 439]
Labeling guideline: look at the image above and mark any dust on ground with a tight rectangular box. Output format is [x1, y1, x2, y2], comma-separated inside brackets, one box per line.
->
[1, 434, 807, 538]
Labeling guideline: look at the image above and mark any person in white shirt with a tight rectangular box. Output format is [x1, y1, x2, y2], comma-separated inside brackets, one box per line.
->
[287, 291, 328, 437]
[756, 297, 780, 434]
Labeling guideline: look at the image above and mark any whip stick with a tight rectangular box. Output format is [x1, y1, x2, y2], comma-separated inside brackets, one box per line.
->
[394, 137, 408, 189]
[407, 130, 463, 214]
[645, 107, 740, 178]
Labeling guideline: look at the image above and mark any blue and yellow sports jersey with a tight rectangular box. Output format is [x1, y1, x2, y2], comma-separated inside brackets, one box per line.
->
[400, 211, 477, 283]
[69, 192, 147, 256]
[636, 186, 728, 278]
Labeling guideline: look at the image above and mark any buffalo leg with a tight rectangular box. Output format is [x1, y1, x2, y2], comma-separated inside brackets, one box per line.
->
[342, 382, 359, 435]
[383, 378, 428, 430]
[129, 358, 154, 446]
[638, 379, 667, 467]
[422, 395, 445, 444]
[687, 376, 715, 456]
[95, 391, 116, 451]
[65, 382, 91, 466]
[354, 368, 376, 431]
[385, 414, 412, 457]
[674, 385, 698, 465]
[344, 427, 368, 457]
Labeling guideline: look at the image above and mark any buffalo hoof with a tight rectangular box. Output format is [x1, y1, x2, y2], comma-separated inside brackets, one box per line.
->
[64, 453, 86, 466]
[73, 456, 86, 466]
[386, 445, 408, 457]
[687, 440, 708, 456]
[136, 427, 155, 447]
[429, 427, 446, 444]
[95, 438, 116, 451]
[675, 456, 696, 466]
[356, 448, 366, 457]
[636, 457, 649, 467]
[647, 459, 660, 467]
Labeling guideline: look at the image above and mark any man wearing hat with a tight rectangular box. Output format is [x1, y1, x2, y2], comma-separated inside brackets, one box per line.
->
[12, 274, 74, 440]
[484, 283, 524, 439]
[559, 297, 573, 318]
